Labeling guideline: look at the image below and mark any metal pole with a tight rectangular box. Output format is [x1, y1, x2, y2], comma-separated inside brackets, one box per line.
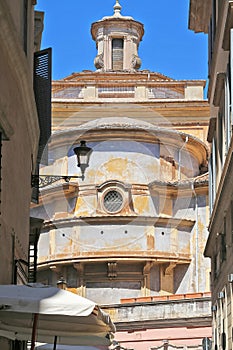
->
[30, 313, 39, 350]
[53, 336, 57, 350]
[0, 132, 1, 219]
[178, 136, 188, 180]
[192, 181, 199, 292]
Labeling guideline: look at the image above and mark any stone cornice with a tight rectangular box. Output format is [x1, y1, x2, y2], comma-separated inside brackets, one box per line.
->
[42, 215, 195, 229]
[52, 72, 205, 84]
[36, 175, 208, 206]
[222, 1, 233, 50]
[188, 0, 211, 33]
[38, 252, 191, 270]
[91, 17, 144, 42]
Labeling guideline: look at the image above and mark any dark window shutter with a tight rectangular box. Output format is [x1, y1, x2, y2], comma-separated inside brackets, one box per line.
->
[34, 48, 52, 165]
[31, 162, 39, 204]
[32, 48, 52, 203]
[23, 0, 28, 54]
[28, 217, 44, 283]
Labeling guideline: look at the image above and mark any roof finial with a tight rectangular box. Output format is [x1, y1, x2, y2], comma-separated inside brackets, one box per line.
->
[113, 0, 122, 17]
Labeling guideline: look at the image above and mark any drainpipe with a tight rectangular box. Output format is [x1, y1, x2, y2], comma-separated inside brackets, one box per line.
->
[0, 132, 1, 219]
[191, 180, 199, 292]
[178, 136, 188, 180]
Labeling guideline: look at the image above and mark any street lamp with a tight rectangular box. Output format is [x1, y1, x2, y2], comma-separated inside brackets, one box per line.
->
[31, 140, 92, 188]
[73, 140, 93, 177]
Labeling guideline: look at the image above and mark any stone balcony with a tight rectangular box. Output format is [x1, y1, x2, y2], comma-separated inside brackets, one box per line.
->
[101, 292, 212, 330]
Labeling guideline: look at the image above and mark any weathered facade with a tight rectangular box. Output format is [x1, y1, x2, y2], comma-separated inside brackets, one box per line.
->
[0, 1, 49, 350]
[189, 0, 233, 349]
[33, 2, 211, 349]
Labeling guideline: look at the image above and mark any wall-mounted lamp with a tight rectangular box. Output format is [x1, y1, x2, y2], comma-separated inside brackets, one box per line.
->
[31, 140, 92, 188]
[73, 140, 93, 177]
[56, 277, 67, 290]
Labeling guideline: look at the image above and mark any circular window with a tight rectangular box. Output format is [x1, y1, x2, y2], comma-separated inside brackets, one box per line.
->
[103, 190, 124, 213]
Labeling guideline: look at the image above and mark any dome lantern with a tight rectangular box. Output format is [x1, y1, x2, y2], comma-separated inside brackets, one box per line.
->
[91, 1, 144, 71]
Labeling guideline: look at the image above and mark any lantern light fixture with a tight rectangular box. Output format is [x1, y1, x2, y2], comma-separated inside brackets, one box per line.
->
[73, 140, 93, 176]
[31, 140, 92, 188]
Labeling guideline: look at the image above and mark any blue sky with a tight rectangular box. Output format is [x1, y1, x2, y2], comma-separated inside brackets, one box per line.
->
[36, 0, 208, 84]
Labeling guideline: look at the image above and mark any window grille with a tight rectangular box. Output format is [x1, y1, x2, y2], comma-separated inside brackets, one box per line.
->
[53, 87, 84, 99]
[103, 190, 124, 213]
[99, 86, 134, 93]
[148, 87, 184, 99]
[98, 86, 135, 98]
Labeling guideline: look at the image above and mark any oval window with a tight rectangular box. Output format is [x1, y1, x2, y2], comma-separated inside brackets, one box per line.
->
[103, 190, 124, 213]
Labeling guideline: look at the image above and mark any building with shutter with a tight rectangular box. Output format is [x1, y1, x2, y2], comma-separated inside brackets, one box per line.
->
[189, 1, 233, 349]
[32, 1, 212, 349]
[0, 1, 51, 349]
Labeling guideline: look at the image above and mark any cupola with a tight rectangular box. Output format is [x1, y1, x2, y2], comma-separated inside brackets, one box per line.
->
[91, 0, 144, 71]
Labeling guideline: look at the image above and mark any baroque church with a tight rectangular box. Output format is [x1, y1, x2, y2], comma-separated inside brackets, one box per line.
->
[31, 1, 212, 349]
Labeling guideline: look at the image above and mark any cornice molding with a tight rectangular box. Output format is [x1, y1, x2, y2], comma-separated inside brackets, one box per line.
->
[91, 18, 144, 42]
[43, 215, 195, 229]
[37, 252, 192, 270]
[223, 1, 233, 50]
[213, 72, 226, 106]
[207, 117, 216, 143]
[188, 0, 211, 33]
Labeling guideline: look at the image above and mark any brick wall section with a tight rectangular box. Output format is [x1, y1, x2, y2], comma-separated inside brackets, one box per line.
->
[121, 291, 211, 303]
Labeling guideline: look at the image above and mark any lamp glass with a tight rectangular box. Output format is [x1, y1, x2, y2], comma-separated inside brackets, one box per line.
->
[73, 140, 92, 168]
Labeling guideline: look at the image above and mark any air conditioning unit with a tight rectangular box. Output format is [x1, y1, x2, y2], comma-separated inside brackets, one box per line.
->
[228, 274, 233, 283]
[218, 291, 225, 299]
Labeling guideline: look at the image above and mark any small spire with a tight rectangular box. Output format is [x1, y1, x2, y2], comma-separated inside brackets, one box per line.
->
[113, 0, 122, 17]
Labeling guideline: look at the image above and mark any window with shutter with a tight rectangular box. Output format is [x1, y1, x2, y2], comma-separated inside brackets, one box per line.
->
[32, 48, 52, 203]
[23, 0, 28, 54]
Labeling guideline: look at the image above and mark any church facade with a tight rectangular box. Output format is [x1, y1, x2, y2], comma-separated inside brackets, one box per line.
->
[32, 2, 212, 349]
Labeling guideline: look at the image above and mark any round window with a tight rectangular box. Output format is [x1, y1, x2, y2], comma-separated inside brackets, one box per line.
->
[103, 190, 124, 213]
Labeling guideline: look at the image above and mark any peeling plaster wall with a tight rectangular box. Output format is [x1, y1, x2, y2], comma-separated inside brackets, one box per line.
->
[65, 140, 200, 183]
[37, 192, 210, 303]
[38, 223, 193, 259]
[36, 130, 210, 303]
